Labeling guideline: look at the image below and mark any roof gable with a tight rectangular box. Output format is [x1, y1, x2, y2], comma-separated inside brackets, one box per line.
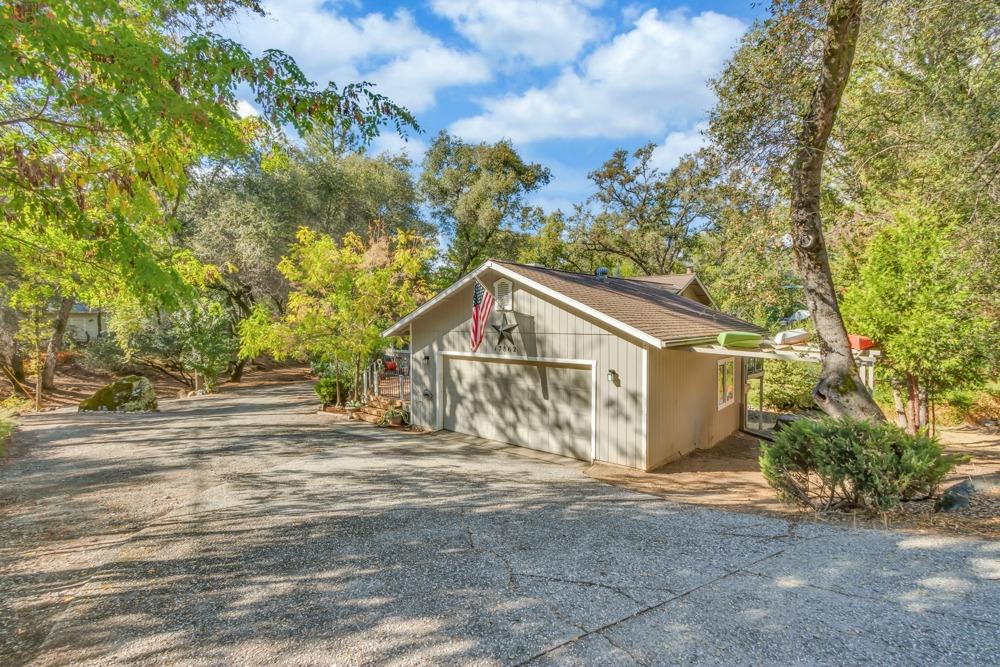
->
[383, 260, 764, 347]
[625, 273, 714, 307]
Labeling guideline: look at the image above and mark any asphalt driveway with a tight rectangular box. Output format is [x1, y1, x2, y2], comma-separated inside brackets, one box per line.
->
[1, 383, 998, 665]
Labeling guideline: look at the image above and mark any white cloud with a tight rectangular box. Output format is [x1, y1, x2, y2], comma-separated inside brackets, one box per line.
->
[235, 100, 259, 118]
[368, 46, 490, 113]
[431, 0, 606, 65]
[368, 132, 427, 162]
[650, 122, 708, 171]
[450, 9, 745, 143]
[224, 1, 489, 114]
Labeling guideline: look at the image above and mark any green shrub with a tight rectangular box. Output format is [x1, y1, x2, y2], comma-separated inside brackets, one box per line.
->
[0, 395, 31, 414]
[762, 360, 819, 411]
[80, 335, 130, 372]
[939, 383, 1000, 426]
[314, 376, 349, 406]
[759, 417, 965, 512]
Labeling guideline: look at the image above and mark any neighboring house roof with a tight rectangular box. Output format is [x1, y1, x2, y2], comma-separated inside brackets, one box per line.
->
[384, 260, 765, 349]
[625, 272, 715, 307]
[626, 273, 697, 292]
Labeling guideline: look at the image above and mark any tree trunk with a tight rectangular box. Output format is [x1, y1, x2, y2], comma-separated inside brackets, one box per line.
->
[917, 386, 929, 432]
[42, 296, 73, 390]
[788, 0, 884, 422]
[906, 374, 919, 435]
[929, 396, 937, 436]
[890, 380, 907, 429]
[353, 356, 361, 403]
[1, 364, 32, 399]
[10, 352, 25, 383]
[228, 357, 248, 383]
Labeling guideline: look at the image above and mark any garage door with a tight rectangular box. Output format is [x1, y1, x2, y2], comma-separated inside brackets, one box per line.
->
[442, 357, 592, 460]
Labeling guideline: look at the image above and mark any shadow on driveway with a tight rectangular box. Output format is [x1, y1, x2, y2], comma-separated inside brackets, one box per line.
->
[1, 383, 998, 665]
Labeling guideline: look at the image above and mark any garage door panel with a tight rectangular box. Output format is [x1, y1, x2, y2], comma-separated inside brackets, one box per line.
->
[443, 358, 591, 460]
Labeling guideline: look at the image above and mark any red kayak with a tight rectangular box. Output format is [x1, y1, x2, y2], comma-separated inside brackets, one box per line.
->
[848, 334, 875, 350]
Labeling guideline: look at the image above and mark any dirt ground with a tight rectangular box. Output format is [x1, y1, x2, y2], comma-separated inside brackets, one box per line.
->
[588, 426, 1000, 539]
[1, 355, 313, 412]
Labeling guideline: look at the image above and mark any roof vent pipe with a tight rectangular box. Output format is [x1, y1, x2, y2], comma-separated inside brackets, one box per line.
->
[595, 267, 609, 282]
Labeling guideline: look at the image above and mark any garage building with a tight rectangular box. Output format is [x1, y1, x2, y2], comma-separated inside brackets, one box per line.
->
[383, 260, 766, 471]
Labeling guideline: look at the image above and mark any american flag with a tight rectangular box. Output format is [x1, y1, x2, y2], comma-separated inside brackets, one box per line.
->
[470, 280, 494, 351]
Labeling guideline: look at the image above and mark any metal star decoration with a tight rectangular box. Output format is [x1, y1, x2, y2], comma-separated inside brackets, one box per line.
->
[492, 316, 518, 352]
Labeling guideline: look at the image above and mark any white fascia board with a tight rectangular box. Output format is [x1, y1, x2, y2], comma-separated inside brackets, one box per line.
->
[664, 336, 719, 348]
[488, 263, 665, 349]
[687, 343, 881, 365]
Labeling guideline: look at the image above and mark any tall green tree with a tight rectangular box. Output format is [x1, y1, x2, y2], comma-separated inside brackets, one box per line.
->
[842, 207, 994, 432]
[240, 226, 433, 401]
[178, 129, 428, 380]
[784, 0, 884, 420]
[830, 0, 1000, 310]
[1, 0, 414, 297]
[572, 146, 710, 276]
[1, 0, 415, 402]
[708, 0, 998, 419]
[710, 0, 879, 419]
[692, 169, 801, 327]
[420, 132, 550, 282]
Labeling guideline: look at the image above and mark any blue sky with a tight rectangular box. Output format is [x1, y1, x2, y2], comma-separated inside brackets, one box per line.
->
[223, 1, 764, 211]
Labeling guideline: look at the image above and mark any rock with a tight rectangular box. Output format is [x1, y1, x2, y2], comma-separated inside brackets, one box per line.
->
[79, 376, 158, 413]
[774, 414, 802, 432]
[935, 473, 1000, 513]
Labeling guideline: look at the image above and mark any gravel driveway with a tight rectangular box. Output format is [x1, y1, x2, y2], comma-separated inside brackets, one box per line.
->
[1, 383, 998, 665]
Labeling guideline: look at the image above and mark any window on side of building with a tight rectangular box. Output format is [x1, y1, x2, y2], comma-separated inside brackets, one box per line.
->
[718, 358, 735, 409]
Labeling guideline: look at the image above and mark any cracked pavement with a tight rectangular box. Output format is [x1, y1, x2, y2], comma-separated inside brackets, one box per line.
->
[1, 383, 998, 665]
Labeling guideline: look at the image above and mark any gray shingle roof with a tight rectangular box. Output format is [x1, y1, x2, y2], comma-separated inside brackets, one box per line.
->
[494, 261, 766, 346]
[625, 273, 697, 293]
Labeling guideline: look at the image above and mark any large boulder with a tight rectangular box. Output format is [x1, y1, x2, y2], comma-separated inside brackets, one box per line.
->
[935, 473, 1000, 512]
[79, 375, 158, 412]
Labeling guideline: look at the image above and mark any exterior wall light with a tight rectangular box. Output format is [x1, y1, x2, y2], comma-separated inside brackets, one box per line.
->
[607, 369, 620, 385]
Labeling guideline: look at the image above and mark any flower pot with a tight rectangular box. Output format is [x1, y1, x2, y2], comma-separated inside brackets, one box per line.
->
[388, 416, 403, 426]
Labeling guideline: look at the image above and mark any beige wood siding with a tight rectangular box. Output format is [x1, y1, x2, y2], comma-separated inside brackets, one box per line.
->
[646, 349, 742, 470]
[409, 268, 647, 468]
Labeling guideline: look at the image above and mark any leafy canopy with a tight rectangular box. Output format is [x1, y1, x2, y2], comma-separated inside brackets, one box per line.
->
[240, 226, 432, 397]
[0, 0, 416, 302]
[571, 145, 710, 276]
[421, 131, 550, 282]
[842, 206, 994, 396]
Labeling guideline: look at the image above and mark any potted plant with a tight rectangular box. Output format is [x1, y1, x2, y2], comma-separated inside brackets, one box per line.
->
[345, 400, 362, 419]
[383, 406, 409, 427]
